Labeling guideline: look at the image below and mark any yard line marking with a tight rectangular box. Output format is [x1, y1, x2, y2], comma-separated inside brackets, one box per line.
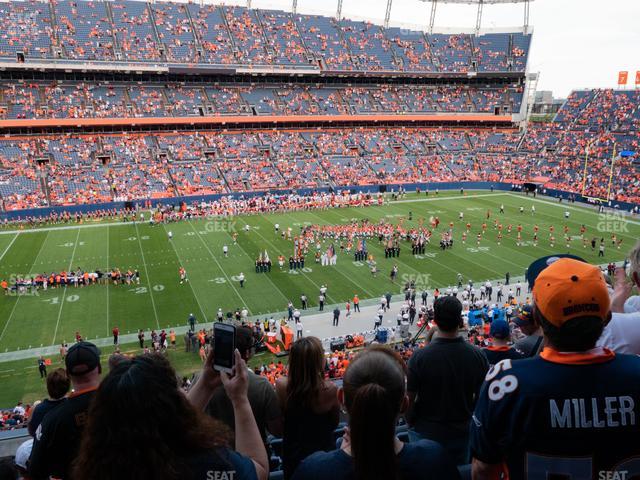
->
[186, 220, 250, 312]
[0, 230, 50, 347]
[377, 201, 538, 272]
[303, 212, 378, 298]
[343, 204, 503, 282]
[134, 223, 161, 330]
[52, 228, 81, 345]
[219, 224, 290, 305]
[161, 224, 208, 322]
[389, 191, 506, 205]
[0, 233, 18, 262]
[244, 216, 340, 303]
[371, 197, 576, 278]
[507, 193, 640, 226]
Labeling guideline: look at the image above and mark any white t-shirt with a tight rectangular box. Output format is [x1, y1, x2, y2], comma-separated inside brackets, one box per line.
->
[597, 311, 640, 355]
[624, 296, 640, 313]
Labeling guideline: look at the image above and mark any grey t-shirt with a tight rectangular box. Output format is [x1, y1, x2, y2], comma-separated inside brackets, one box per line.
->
[204, 369, 281, 447]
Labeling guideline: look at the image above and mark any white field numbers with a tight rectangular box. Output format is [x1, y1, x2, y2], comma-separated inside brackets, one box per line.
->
[467, 247, 490, 253]
[44, 294, 80, 305]
[130, 285, 165, 294]
[288, 267, 312, 275]
[43, 284, 165, 303]
[59, 242, 85, 247]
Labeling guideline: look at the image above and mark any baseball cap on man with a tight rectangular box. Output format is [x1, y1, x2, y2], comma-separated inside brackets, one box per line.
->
[489, 319, 510, 340]
[532, 258, 611, 327]
[513, 304, 534, 327]
[526, 254, 586, 289]
[65, 341, 101, 375]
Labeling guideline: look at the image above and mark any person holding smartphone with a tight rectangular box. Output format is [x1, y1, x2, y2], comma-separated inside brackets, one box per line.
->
[190, 326, 283, 455]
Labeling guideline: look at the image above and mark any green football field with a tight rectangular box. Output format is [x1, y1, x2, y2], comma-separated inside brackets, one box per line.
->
[0, 190, 637, 354]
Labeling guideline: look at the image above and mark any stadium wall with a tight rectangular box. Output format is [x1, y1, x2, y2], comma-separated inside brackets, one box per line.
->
[3, 183, 637, 221]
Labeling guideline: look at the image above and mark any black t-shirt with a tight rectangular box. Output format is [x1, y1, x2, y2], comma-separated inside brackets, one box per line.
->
[407, 336, 488, 436]
[482, 346, 525, 366]
[283, 403, 337, 479]
[204, 370, 281, 449]
[28, 398, 66, 437]
[29, 389, 96, 480]
[291, 440, 461, 480]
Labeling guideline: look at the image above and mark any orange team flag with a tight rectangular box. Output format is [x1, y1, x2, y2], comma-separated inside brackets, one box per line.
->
[636, 71, 640, 86]
[618, 71, 628, 86]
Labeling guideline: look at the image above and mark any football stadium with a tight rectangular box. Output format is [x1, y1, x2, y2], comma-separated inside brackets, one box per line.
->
[0, 0, 639, 478]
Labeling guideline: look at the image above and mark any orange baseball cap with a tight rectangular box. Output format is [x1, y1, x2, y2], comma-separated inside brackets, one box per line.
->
[532, 258, 611, 327]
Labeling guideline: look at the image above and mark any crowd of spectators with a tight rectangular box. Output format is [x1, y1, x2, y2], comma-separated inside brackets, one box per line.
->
[0, 0, 52, 60]
[0, 1, 530, 73]
[0, 81, 524, 120]
[521, 89, 640, 202]
[0, 111, 638, 210]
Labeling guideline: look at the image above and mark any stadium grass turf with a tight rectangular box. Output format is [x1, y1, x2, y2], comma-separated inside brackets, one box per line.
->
[0, 192, 637, 350]
[0, 191, 638, 356]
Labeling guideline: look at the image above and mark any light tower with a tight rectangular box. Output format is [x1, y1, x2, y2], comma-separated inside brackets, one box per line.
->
[415, 0, 532, 35]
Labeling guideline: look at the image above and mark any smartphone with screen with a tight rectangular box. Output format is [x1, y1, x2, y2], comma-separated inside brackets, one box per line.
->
[213, 322, 236, 374]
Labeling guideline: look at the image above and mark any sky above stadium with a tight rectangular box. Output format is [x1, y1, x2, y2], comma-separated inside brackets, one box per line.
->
[245, 0, 640, 98]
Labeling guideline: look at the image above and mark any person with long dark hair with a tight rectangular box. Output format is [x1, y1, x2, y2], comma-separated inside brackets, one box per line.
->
[72, 351, 268, 480]
[292, 346, 460, 480]
[275, 337, 340, 479]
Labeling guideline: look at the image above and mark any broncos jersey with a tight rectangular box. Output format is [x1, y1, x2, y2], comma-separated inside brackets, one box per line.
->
[470, 348, 640, 480]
